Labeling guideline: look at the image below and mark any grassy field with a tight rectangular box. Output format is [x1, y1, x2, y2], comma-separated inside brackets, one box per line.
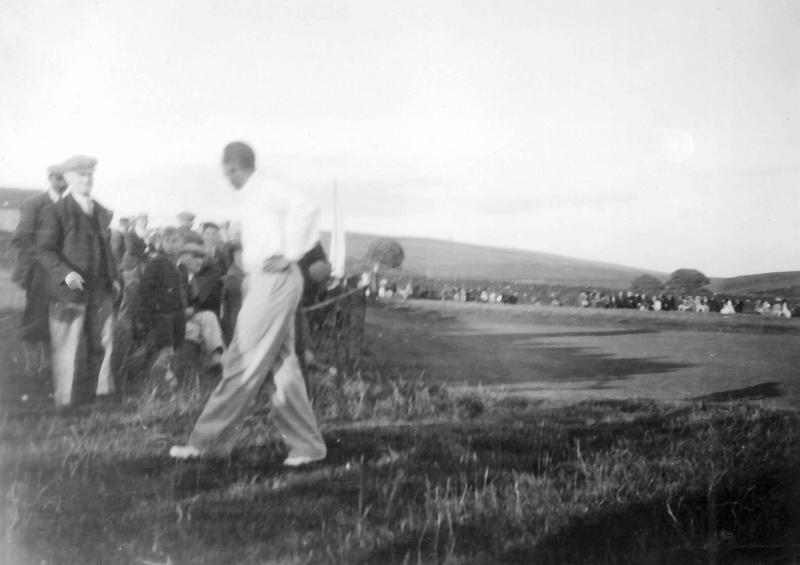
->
[2, 300, 800, 564]
[369, 300, 800, 412]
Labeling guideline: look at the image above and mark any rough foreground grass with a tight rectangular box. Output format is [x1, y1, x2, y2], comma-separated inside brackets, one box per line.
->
[1, 311, 799, 564]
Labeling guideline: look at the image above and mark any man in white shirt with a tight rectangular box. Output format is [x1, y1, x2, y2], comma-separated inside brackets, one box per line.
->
[170, 141, 326, 466]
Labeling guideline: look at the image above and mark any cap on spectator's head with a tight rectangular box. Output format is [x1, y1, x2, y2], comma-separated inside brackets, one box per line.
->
[60, 155, 97, 174]
[47, 163, 64, 176]
[182, 231, 204, 246]
[180, 241, 206, 257]
[177, 211, 195, 223]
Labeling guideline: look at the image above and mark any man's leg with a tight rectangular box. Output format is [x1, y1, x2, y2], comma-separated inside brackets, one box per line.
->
[86, 294, 115, 397]
[49, 302, 87, 408]
[21, 266, 51, 345]
[271, 316, 326, 461]
[188, 311, 225, 359]
[184, 268, 303, 454]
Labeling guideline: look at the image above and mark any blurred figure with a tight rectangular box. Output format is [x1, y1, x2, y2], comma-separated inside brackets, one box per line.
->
[177, 211, 196, 237]
[182, 231, 224, 318]
[200, 221, 229, 272]
[110, 217, 131, 269]
[721, 299, 736, 315]
[137, 231, 225, 387]
[11, 163, 68, 373]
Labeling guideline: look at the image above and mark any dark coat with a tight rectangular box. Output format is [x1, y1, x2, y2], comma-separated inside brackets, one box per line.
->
[110, 229, 126, 269]
[11, 191, 56, 288]
[135, 253, 187, 349]
[189, 261, 224, 317]
[37, 194, 118, 303]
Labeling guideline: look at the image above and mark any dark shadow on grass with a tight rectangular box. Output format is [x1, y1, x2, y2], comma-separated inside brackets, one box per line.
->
[693, 381, 784, 402]
[9, 400, 799, 564]
[375, 330, 695, 386]
[526, 468, 800, 565]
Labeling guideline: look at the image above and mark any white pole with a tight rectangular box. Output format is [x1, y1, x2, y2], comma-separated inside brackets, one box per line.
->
[330, 181, 346, 280]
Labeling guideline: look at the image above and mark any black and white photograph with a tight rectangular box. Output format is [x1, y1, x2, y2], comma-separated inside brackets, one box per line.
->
[1, 1, 799, 563]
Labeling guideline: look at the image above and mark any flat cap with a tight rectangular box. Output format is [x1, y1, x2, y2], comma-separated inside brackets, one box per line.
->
[180, 241, 206, 256]
[177, 211, 196, 222]
[182, 231, 204, 246]
[60, 155, 97, 174]
[47, 163, 64, 176]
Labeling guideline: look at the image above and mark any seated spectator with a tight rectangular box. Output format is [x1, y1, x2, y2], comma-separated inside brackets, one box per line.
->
[182, 232, 224, 318]
[180, 241, 225, 376]
[136, 230, 224, 387]
[720, 300, 736, 315]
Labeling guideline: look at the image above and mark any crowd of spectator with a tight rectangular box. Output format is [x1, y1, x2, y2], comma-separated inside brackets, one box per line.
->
[111, 211, 335, 388]
[361, 272, 799, 319]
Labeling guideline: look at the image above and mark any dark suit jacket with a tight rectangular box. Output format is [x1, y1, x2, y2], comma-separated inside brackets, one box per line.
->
[37, 194, 118, 303]
[189, 262, 224, 317]
[11, 191, 56, 288]
[135, 253, 188, 349]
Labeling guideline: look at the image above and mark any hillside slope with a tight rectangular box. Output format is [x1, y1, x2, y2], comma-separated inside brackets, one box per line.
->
[321, 232, 667, 289]
[709, 271, 800, 299]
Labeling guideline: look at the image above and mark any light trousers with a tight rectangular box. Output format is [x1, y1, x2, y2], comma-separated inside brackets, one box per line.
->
[185, 310, 225, 356]
[49, 294, 115, 408]
[187, 265, 326, 458]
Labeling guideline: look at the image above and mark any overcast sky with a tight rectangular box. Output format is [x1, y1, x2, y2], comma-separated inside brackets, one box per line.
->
[2, 0, 798, 277]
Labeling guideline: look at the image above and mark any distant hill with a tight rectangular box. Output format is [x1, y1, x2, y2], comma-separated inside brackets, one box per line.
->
[709, 271, 800, 300]
[320, 232, 667, 289]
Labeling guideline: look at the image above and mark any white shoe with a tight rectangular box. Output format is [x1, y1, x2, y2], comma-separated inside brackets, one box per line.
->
[169, 445, 204, 459]
[283, 453, 326, 467]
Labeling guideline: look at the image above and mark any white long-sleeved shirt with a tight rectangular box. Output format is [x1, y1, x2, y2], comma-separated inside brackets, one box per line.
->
[236, 170, 319, 274]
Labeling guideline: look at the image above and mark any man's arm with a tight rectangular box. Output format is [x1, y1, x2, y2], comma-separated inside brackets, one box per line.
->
[10, 198, 41, 252]
[36, 204, 75, 287]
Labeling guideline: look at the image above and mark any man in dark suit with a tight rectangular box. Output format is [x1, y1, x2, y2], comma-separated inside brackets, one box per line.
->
[37, 155, 120, 409]
[11, 164, 69, 372]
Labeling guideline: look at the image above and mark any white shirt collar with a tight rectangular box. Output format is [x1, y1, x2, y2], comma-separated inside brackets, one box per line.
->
[69, 191, 94, 215]
[47, 188, 62, 203]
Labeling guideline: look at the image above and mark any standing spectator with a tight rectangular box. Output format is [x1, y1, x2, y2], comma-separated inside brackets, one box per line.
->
[170, 141, 326, 465]
[37, 155, 119, 409]
[11, 163, 68, 373]
[177, 211, 196, 237]
[110, 217, 130, 269]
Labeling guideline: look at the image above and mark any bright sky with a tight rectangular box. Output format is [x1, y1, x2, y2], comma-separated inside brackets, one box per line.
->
[2, 0, 798, 277]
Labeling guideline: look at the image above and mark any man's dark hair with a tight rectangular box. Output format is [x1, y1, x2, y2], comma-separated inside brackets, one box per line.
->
[223, 141, 256, 170]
